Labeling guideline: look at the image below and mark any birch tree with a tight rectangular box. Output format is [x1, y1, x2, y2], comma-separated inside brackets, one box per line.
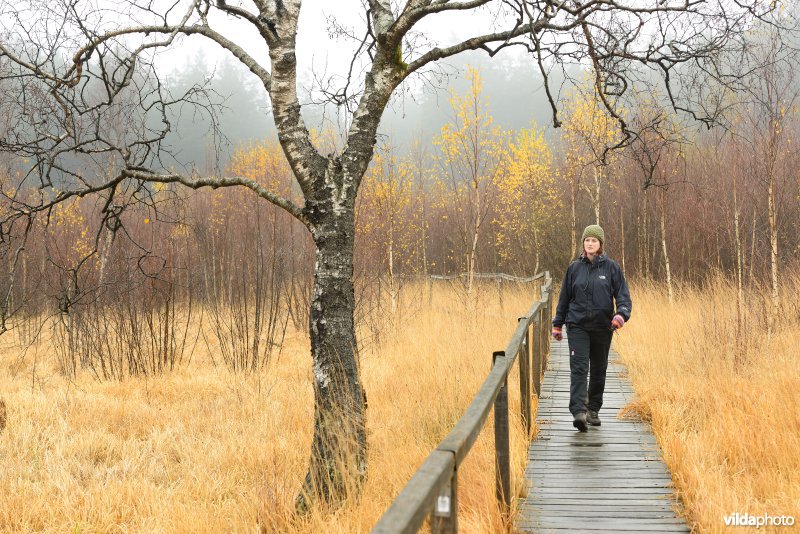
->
[735, 25, 799, 336]
[495, 126, 557, 274]
[359, 141, 414, 314]
[628, 97, 688, 304]
[0, 0, 780, 507]
[435, 67, 505, 297]
[562, 80, 622, 226]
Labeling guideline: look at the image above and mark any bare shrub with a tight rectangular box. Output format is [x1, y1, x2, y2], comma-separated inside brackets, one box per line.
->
[50, 242, 197, 380]
[194, 191, 293, 372]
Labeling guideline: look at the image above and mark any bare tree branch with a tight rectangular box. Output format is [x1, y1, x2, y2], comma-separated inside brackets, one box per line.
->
[122, 168, 310, 227]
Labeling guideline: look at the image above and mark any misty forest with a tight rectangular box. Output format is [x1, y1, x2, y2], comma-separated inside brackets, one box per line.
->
[0, 1, 798, 532]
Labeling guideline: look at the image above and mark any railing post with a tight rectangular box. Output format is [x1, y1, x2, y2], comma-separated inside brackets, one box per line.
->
[492, 350, 511, 513]
[539, 306, 547, 376]
[518, 319, 532, 437]
[431, 471, 458, 533]
[545, 288, 552, 366]
[532, 312, 542, 396]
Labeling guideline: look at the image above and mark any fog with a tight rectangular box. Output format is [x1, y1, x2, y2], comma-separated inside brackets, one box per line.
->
[163, 50, 571, 172]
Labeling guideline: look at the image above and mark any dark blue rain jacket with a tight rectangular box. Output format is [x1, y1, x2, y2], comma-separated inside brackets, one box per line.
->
[552, 254, 632, 331]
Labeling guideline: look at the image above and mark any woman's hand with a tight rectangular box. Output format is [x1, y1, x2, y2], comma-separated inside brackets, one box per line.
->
[611, 314, 625, 331]
[551, 326, 563, 341]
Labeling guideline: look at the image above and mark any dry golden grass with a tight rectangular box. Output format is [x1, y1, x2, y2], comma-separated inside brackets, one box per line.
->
[0, 281, 538, 533]
[8, 274, 794, 533]
[614, 274, 800, 533]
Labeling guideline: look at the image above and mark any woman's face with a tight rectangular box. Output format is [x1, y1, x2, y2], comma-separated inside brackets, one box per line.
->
[584, 236, 601, 256]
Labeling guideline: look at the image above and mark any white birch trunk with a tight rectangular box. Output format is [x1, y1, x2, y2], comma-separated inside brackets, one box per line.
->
[659, 188, 673, 305]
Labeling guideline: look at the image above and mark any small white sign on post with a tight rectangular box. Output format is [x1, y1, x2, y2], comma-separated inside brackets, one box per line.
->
[435, 494, 451, 517]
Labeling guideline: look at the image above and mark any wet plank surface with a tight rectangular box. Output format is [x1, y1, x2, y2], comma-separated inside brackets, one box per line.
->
[517, 333, 690, 532]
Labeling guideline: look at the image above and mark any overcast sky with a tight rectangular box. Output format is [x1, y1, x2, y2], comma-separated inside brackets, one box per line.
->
[148, 2, 562, 165]
[155, 1, 528, 80]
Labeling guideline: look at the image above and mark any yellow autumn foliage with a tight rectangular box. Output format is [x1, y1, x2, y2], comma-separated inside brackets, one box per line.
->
[358, 142, 419, 277]
[434, 67, 507, 284]
[494, 126, 560, 272]
[228, 137, 293, 196]
[46, 197, 94, 267]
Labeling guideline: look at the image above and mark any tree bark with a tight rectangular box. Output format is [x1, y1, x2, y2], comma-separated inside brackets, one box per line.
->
[388, 218, 397, 315]
[768, 173, 778, 336]
[594, 167, 602, 225]
[733, 173, 745, 364]
[570, 176, 578, 255]
[642, 188, 650, 279]
[467, 188, 480, 298]
[659, 188, 673, 305]
[299, 181, 367, 509]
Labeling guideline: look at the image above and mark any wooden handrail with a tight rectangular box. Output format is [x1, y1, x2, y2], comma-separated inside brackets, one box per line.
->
[373, 272, 553, 533]
[429, 272, 545, 283]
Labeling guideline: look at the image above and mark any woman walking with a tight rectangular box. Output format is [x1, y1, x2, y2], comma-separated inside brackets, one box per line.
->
[551, 225, 632, 432]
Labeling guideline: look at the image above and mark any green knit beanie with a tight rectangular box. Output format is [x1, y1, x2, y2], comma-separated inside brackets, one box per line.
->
[581, 224, 605, 245]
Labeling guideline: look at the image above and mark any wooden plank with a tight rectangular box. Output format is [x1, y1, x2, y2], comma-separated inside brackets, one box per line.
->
[523, 506, 680, 514]
[528, 522, 688, 529]
[529, 462, 673, 473]
[524, 512, 682, 520]
[538, 393, 633, 398]
[517, 529, 688, 534]
[528, 456, 667, 463]
[528, 523, 689, 532]
[529, 475, 673, 481]
[529, 442, 659, 449]
[535, 429, 651, 434]
[524, 512, 682, 519]
[535, 428, 651, 434]
[525, 480, 674, 488]
[520, 528, 689, 533]
[528, 459, 665, 464]
[527, 518, 688, 526]
[541, 385, 634, 389]
[528, 486, 672, 498]
[531, 438, 658, 444]
[532, 443, 657, 448]
[531, 428, 655, 436]
[528, 454, 665, 460]
[532, 441, 658, 446]
[529, 460, 667, 464]
[535, 497, 671, 507]
[529, 475, 671, 481]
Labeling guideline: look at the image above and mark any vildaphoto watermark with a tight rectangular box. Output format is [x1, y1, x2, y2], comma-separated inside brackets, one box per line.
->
[724, 512, 796, 528]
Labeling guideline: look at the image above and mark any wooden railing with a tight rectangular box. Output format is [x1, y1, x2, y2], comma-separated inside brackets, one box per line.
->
[372, 272, 553, 533]
[429, 272, 543, 283]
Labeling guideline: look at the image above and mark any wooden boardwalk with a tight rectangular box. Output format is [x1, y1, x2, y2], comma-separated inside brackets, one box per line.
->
[517, 333, 690, 533]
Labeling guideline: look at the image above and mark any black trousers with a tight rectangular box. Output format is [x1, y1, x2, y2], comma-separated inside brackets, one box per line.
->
[566, 324, 614, 416]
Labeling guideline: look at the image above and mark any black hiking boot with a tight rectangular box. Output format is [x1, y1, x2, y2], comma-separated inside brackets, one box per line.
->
[573, 412, 588, 432]
[587, 410, 601, 426]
